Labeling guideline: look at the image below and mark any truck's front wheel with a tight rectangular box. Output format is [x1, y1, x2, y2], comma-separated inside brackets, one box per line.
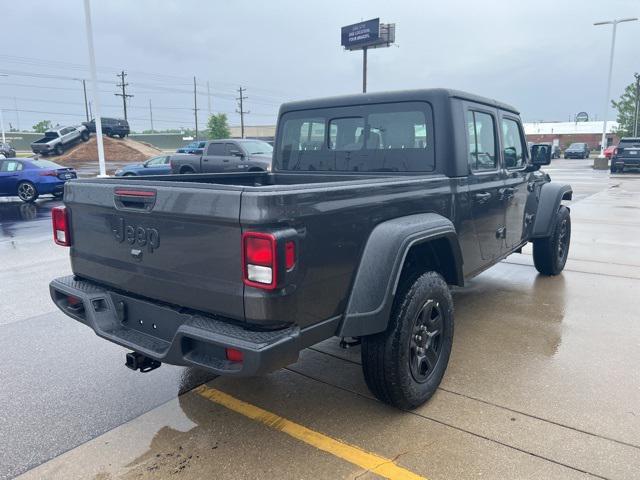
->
[533, 205, 571, 275]
[361, 271, 454, 409]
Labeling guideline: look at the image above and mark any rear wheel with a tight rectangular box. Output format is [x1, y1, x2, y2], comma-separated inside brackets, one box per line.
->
[118, 133, 126, 139]
[17, 181, 39, 203]
[180, 166, 195, 174]
[533, 205, 571, 275]
[361, 271, 454, 409]
[123, 172, 136, 177]
[54, 144, 64, 156]
[81, 131, 90, 141]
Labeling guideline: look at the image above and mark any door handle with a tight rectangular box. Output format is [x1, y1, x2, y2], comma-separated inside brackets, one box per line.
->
[474, 192, 492, 203]
[223, 159, 230, 163]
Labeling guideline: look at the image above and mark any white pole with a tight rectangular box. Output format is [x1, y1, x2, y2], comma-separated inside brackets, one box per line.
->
[0, 109, 5, 144]
[83, 0, 106, 177]
[599, 22, 617, 158]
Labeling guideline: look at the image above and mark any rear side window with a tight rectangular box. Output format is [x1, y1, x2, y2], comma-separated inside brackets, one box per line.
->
[206, 143, 225, 156]
[502, 118, 526, 169]
[1, 161, 23, 172]
[467, 111, 497, 171]
[277, 102, 434, 172]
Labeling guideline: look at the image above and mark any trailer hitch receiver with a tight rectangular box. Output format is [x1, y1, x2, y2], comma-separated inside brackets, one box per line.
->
[125, 352, 161, 372]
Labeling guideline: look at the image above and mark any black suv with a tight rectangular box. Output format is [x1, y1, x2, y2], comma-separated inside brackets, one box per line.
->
[610, 138, 640, 173]
[83, 118, 130, 138]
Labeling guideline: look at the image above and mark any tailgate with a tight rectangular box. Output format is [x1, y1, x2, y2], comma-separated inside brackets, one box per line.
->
[65, 181, 244, 321]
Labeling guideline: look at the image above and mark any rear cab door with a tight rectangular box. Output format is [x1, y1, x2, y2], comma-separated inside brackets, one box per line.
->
[201, 142, 226, 172]
[464, 102, 506, 261]
[499, 113, 530, 248]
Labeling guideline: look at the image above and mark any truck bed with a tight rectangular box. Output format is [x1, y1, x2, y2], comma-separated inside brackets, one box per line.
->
[64, 171, 455, 329]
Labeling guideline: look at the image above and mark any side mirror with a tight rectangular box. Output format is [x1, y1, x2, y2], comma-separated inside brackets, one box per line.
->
[229, 149, 244, 157]
[530, 144, 551, 166]
[142, 161, 149, 167]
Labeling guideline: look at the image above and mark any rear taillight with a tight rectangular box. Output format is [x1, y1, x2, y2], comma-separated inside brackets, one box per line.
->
[225, 348, 243, 362]
[39, 170, 57, 176]
[243, 232, 277, 289]
[52, 206, 70, 246]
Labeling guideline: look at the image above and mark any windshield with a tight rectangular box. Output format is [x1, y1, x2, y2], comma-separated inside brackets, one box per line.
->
[240, 140, 273, 155]
[31, 160, 63, 169]
[568, 143, 583, 149]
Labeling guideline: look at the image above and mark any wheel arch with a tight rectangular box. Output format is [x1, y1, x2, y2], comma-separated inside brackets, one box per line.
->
[338, 213, 463, 338]
[531, 182, 572, 239]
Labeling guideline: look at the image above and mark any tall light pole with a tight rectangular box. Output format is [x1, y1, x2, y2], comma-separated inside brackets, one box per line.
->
[0, 74, 8, 143]
[83, 0, 106, 177]
[594, 17, 637, 157]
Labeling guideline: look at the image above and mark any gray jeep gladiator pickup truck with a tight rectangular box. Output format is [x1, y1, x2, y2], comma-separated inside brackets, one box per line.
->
[49, 89, 571, 408]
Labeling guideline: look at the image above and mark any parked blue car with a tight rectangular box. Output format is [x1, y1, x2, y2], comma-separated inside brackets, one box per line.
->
[176, 141, 206, 154]
[114, 155, 171, 176]
[0, 158, 76, 203]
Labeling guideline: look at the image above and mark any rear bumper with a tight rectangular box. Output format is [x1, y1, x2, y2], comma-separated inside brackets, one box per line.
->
[612, 157, 640, 167]
[50, 276, 337, 376]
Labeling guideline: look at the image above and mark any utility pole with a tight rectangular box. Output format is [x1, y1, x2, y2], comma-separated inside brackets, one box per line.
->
[634, 73, 640, 137]
[193, 76, 199, 139]
[207, 81, 212, 116]
[13, 97, 19, 131]
[82, 79, 89, 121]
[236, 86, 249, 138]
[149, 99, 154, 133]
[594, 17, 637, 156]
[115, 70, 133, 121]
[88, 101, 93, 120]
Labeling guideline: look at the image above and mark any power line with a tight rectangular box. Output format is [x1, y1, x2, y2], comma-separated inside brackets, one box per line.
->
[114, 70, 133, 121]
[236, 86, 249, 139]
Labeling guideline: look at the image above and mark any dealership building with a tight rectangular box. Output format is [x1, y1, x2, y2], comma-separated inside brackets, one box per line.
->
[523, 121, 619, 150]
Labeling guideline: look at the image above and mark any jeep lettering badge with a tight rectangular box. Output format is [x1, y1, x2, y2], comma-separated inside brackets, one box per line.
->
[112, 217, 160, 252]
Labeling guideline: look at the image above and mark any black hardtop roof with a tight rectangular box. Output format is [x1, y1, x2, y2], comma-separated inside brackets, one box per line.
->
[279, 88, 519, 115]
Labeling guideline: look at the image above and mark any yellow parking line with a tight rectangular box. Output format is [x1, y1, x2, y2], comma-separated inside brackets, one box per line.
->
[195, 385, 427, 480]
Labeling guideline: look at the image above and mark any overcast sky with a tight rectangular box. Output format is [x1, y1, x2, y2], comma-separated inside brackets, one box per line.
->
[3, 0, 640, 132]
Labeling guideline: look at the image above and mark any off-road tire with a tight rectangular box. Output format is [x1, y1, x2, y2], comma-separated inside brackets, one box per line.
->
[118, 133, 126, 139]
[361, 271, 454, 409]
[17, 181, 39, 203]
[54, 144, 64, 156]
[81, 131, 90, 141]
[533, 205, 571, 275]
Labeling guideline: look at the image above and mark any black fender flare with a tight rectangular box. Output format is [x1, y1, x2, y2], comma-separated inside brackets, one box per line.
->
[531, 183, 572, 238]
[338, 213, 463, 338]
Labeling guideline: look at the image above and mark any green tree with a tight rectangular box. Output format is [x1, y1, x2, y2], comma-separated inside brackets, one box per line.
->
[612, 75, 639, 137]
[32, 120, 53, 133]
[207, 113, 231, 139]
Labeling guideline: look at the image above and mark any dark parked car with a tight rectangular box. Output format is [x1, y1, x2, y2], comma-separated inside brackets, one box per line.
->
[83, 117, 130, 138]
[0, 142, 16, 158]
[114, 155, 171, 176]
[0, 158, 76, 202]
[176, 141, 207, 154]
[610, 137, 640, 173]
[49, 89, 571, 409]
[170, 139, 273, 173]
[564, 142, 590, 159]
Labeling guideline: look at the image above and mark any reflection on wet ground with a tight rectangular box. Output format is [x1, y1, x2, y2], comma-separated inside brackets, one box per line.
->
[0, 197, 62, 240]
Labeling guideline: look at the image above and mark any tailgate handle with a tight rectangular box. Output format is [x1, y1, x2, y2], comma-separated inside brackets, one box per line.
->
[114, 188, 156, 211]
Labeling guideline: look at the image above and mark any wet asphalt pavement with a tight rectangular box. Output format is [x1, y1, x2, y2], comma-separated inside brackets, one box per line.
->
[2, 159, 640, 480]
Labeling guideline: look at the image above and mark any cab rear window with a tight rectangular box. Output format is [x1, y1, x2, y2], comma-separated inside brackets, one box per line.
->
[276, 102, 434, 172]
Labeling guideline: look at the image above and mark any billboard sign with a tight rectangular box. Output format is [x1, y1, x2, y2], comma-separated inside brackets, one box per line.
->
[341, 18, 380, 49]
